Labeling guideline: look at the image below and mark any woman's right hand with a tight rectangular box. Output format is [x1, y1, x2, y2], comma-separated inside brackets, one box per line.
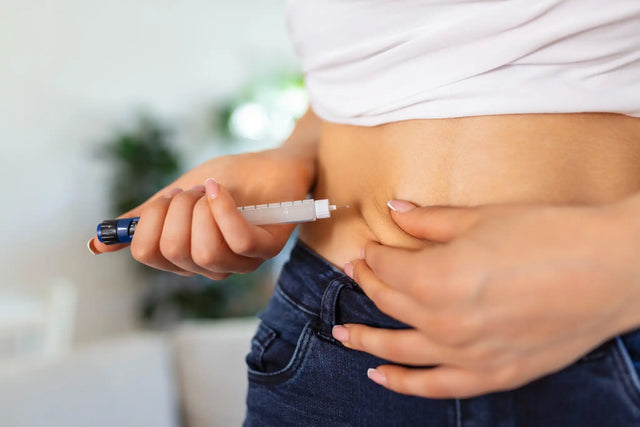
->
[88, 148, 316, 280]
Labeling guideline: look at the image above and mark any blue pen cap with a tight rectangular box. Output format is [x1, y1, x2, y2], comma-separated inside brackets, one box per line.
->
[97, 217, 140, 245]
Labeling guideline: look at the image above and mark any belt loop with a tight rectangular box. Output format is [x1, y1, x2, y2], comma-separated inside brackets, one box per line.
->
[316, 278, 347, 342]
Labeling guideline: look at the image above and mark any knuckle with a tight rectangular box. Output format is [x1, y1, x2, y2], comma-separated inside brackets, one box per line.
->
[159, 239, 188, 264]
[130, 243, 155, 264]
[191, 247, 218, 269]
[351, 328, 376, 352]
[229, 235, 257, 256]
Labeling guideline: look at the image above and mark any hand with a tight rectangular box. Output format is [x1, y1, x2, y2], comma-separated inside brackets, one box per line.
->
[332, 199, 640, 398]
[88, 148, 315, 280]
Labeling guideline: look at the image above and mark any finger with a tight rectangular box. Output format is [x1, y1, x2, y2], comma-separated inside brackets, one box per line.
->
[333, 324, 446, 366]
[387, 200, 482, 242]
[369, 365, 492, 399]
[89, 187, 182, 254]
[363, 242, 454, 304]
[205, 178, 292, 258]
[348, 258, 427, 327]
[362, 242, 427, 293]
[191, 197, 263, 274]
[129, 190, 194, 276]
[160, 186, 223, 276]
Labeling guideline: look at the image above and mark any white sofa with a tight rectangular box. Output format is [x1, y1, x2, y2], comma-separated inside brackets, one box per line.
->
[0, 318, 258, 427]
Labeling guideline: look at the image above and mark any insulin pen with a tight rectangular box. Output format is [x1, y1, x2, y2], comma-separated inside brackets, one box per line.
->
[96, 199, 349, 245]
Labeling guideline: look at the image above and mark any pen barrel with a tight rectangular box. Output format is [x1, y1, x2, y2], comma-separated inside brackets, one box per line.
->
[97, 200, 332, 245]
[239, 200, 317, 225]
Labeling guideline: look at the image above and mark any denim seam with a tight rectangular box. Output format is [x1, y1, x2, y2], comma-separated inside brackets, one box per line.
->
[274, 285, 317, 317]
[249, 323, 278, 372]
[320, 279, 344, 325]
[256, 330, 277, 372]
[616, 338, 640, 391]
[247, 321, 315, 385]
[611, 337, 640, 411]
[455, 399, 462, 427]
[318, 279, 346, 342]
[251, 323, 276, 350]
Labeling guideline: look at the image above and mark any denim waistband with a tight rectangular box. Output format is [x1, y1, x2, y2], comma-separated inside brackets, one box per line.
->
[274, 239, 407, 341]
[276, 239, 640, 361]
[277, 239, 347, 311]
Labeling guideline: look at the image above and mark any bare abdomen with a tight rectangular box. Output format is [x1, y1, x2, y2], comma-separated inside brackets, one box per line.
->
[299, 113, 640, 268]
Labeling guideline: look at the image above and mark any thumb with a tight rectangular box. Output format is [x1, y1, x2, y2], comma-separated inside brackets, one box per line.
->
[387, 200, 482, 242]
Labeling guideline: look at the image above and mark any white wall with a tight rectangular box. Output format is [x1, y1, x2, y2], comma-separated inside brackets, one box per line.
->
[0, 0, 297, 342]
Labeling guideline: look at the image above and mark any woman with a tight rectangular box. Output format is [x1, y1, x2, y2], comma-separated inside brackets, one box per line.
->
[90, 1, 640, 425]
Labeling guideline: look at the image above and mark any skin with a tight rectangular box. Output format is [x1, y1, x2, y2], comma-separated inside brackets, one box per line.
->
[88, 148, 315, 280]
[88, 109, 321, 276]
[302, 112, 640, 398]
[299, 113, 640, 267]
[333, 198, 640, 398]
[90, 109, 640, 398]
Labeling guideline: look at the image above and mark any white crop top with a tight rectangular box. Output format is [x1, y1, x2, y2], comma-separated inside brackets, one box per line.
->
[286, 0, 640, 126]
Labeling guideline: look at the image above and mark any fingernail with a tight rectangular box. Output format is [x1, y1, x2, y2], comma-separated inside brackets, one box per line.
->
[189, 184, 205, 193]
[367, 368, 388, 386]
[163, 187, 182, 198]
[205, 178, 219, 199]
[344, 262, 353, 279]
[387, 200, 416, 213]
[332, 325, 349, 342]
[87, 238, 99, 255]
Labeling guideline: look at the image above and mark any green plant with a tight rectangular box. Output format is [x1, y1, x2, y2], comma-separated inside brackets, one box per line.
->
[140, 264, 275, 324]
[101, 116, 181, 215]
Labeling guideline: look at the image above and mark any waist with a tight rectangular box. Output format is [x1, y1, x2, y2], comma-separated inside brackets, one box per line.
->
[299, 113, 640, 269]
[271, 239, 406, 330]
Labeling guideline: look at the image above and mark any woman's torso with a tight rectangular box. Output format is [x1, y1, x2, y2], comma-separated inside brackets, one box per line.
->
[290, 0, 640, 267]
[299, 114, 640, 268]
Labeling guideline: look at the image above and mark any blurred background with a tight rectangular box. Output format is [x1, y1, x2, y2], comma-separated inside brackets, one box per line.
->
[0, 1, 306, 426]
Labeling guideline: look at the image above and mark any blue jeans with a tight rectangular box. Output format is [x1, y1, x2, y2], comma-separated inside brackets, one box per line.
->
[244, 239, 640, 426]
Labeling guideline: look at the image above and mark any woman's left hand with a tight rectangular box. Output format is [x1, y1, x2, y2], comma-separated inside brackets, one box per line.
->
[332, 198, 640, 398]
